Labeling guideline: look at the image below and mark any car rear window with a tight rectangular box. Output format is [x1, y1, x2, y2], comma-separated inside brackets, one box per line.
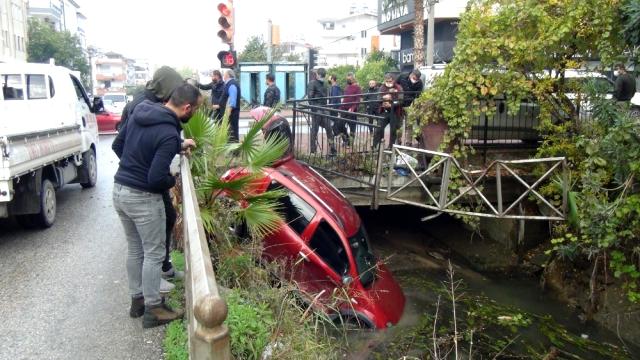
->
[1, 74, 24, 100]
[268, 180, 316, 235]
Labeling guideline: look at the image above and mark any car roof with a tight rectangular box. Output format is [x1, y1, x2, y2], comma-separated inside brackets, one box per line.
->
[0, 63, 72, 75]
[274, 160, 361, 237]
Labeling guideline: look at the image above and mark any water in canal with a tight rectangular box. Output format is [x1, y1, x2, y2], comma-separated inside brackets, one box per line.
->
[345, 205, 637, 359]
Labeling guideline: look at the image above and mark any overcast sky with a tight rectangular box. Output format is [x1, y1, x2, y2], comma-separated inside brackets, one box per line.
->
[81, 0, 376, 71]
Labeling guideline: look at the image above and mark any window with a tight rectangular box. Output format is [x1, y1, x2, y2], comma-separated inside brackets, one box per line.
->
[70, 75, 91, 108]
[1, 74, 24, 100]
[348, 225, 376, 287]
[361, 48, 368, 57]
[309, 220, 350, 276]
[323, 22, 335, 30]
[268, 181, 316, 235]
[27, 74, 47, 99]
[361, 30, 367, 38]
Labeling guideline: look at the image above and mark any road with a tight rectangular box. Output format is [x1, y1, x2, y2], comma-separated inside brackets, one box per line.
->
[0, 135, 164, 360]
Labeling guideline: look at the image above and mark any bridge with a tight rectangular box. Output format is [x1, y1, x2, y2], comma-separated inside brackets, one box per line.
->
[288, 94, 567, 221]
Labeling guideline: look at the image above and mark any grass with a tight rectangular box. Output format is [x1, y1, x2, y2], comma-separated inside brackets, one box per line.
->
[163, 251, 188, 360]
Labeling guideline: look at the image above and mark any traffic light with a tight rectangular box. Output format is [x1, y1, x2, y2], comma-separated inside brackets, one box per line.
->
[218, 50, 237, 68]
[217, 1, 234, 44]
[308, 48, 319, 73]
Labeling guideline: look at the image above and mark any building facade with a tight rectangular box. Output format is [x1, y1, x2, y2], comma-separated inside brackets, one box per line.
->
[92, 51, 127, 95]
[377, 0, 467, 71]
[318, 3, 399, 68]
[28, 0, 87, 50]
[0, 0, 28, 63]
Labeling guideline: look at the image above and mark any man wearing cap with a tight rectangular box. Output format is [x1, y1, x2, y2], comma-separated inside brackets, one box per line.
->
[112, 66, 190, 292]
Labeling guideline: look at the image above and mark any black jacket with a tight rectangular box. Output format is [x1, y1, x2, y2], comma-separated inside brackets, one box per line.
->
[197, 81, 225, 105]
[263, 84, 281, 107]
[363, 87, 379, 114]
[112, 90, 158, 153]
[614, 73, 637, 101]
[113, 100, 182, 193]
[307, 79, 327, 105]
[396, 72, 424, 107]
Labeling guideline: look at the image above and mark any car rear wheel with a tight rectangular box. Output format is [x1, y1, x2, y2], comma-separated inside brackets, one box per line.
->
[33, 179, 56, 228]
[80, 149, 97, 188]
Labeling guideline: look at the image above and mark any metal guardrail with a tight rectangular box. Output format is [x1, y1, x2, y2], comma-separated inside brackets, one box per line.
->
[180, 156, 231, 360]
[387, 145, 567, 220]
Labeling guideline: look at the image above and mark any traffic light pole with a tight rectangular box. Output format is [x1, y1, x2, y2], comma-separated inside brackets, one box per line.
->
[267, 19, 273, 63]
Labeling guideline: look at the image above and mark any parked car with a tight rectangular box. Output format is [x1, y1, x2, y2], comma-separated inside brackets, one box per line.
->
[221, 158, 406, 329]
[96, 109, 122, 134]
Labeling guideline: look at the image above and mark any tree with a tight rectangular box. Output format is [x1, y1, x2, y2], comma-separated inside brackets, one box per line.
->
[326, 65, 357, 88]
[414, 0, 425, 67]
[355, 52, 398, 87]
[367, 49, 398, 70]
[238, 36, 268, 62]
[27, 18, 90, 86]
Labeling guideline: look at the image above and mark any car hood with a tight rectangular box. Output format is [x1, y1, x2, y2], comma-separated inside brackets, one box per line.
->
[359, 263, 405, 327]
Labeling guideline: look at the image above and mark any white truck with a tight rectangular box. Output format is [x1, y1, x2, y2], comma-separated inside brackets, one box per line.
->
[0, 63, 99, 228]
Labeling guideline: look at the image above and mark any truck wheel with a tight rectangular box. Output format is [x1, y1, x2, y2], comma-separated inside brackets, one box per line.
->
[80, 149, 97, 188]
[34, 179, 56, 228]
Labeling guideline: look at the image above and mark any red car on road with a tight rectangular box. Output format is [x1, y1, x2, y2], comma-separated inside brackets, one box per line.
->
[222, 158, 406, 329]
[96, 110, 121, 134]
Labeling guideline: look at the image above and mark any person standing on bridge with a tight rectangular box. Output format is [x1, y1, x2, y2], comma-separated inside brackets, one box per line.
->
[218, 69, 241, 142]
[196, 69, 225, 120]
[308, 68, 337, 154]
[113, 84, 201, 328]
[263, 73, 281, 108]
[613, 64, 637, 105]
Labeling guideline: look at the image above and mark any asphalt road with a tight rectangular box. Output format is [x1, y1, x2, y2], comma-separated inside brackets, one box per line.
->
[0, 135, 164, 360]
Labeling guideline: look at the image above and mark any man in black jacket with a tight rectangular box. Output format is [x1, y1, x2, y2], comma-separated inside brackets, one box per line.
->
[263, 73, 281, 108]
[307, 68, 336, 154]
[113, 66, 186, 287]
[197, 70, 224, 119]
[113, 84, 201, 328]
[614, 64, 637, 103]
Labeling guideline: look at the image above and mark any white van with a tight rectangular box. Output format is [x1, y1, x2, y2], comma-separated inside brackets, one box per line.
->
[0, 63, 99, 228]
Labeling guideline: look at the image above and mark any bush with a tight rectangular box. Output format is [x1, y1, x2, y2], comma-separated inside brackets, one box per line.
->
[226, 289, 275, 360]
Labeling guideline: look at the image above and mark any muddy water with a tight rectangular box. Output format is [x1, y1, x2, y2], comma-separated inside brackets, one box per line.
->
[345, 206, 638, 359]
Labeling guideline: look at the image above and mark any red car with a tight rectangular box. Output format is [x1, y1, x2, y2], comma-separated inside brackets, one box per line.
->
[222, 158, 406, 329]
[96, 110, 121, 134]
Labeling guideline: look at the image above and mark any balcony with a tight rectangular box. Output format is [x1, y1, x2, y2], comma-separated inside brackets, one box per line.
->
[96, 74, 126, 82]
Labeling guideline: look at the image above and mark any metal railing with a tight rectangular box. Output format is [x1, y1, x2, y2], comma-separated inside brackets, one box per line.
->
[290, 96, 386, 208]
[180, 156, 231, 360]
[386, 145, 567, 220]
[468, 98, 541, 149]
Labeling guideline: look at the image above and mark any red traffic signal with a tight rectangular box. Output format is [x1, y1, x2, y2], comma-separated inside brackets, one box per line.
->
[217, 1, 234, 44]
[218, 50, 237, 68]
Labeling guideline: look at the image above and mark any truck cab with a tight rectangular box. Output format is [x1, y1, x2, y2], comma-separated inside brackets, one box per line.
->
[0, 63, 99, 227]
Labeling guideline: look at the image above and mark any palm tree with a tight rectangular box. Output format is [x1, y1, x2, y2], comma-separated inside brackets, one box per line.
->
[414, 0, 425, 68]
[182, 107, 289, 240]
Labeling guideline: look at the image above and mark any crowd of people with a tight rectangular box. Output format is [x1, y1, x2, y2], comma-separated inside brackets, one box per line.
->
[305, 67, 424, 153]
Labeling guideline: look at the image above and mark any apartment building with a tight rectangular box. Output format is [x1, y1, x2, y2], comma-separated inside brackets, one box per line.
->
[0, 0, 28, 63]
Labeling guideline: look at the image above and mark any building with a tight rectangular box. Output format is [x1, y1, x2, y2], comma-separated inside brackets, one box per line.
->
[0, 0, 28, 63]
[28, 0, 87, 50]
[377, 0, 467, 71]
[133, 60, 151, 87]
[92, 51, 127, 95]
[317, 3, 399, 68]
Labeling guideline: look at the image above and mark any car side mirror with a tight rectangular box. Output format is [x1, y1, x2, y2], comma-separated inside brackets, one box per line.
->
[342, 275, 353, 286]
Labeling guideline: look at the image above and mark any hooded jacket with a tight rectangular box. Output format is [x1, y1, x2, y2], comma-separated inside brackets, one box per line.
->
[114, 100, 182, 193]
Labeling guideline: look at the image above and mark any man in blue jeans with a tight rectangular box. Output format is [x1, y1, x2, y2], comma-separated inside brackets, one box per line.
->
[113, 84, 201, 328]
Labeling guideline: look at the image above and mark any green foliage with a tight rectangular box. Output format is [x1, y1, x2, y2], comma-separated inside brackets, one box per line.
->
[366, 49, 398, 70]
[326, 65, 357, 88]
[622, 0, 640, 48]
[27, 18, 90, 87]
[225, 289, 275, 360]
[239, 36, 268, 62]
[163, 320, 188, 360]
[355, 59, 395, 89]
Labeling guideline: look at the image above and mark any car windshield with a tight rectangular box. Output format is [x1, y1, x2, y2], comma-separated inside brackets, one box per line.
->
[104, 94, 126, 103]
[348, 225, 376, 287]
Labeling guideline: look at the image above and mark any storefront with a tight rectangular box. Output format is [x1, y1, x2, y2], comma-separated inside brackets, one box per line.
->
[238, 63, 308, 106]
[378, 0, 466, 72]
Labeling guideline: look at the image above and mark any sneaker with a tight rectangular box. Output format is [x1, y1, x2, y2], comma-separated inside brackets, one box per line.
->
[142, 300, 184, 328]
[162, 268, 185, 280]
[160, 278, 175, 294]
[129, 296, 145, 318]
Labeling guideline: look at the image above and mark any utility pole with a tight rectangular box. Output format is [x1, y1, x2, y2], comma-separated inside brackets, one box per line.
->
[426, 0, 438, 68]
[267, 19, 273, 63]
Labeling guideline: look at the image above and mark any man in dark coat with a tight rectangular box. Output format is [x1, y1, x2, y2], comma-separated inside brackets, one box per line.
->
[197, 70, 225, 120]
[614, 64, 637, 104]
[307, 68, 336, 154]
[113, 66, 186, 287]
[263, 73, 281, 108]
[112, 84, 201, 328]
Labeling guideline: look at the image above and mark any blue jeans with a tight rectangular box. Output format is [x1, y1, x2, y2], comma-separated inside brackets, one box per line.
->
[113, 184, 166, 306]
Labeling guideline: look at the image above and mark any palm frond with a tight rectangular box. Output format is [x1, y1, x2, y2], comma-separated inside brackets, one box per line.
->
[199, 173, 259, 195]
[238, 200, 283, 239]
[235, 107, 280, 161]
[245, 134, 289, 172]
[244, 188, 287, 203]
